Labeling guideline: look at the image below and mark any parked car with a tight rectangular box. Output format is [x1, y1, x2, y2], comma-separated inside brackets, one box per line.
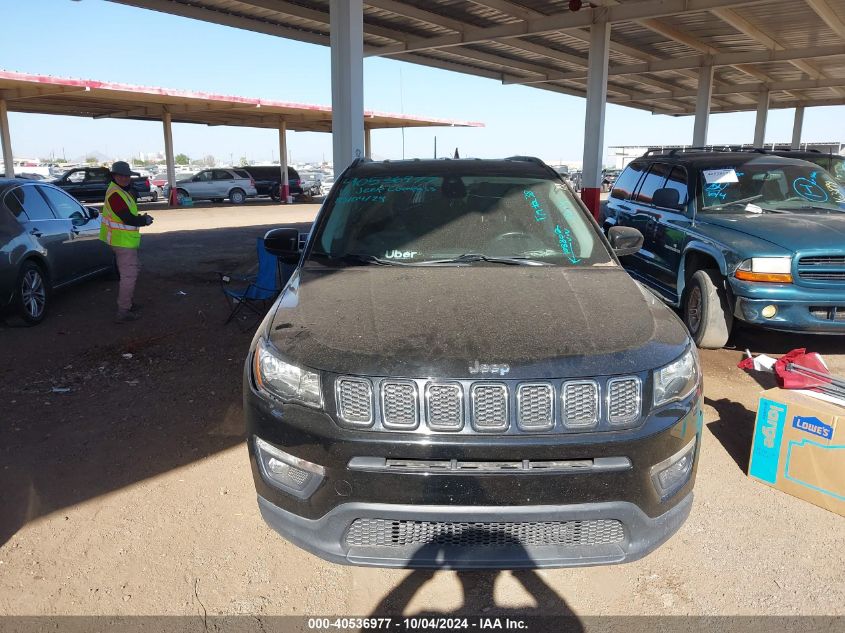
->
[764, 149, 845, 186]
[298, 172, 323, 197]
[245, 156, 701, 568]
[239, 165, 304, 200]
[167, 168, 257, 204]
[568, 170, 583, 192]
[0, 180, 114, 324]
[602, 169, 622, 192]
[50, 167, 151, 202]
[602, 148, 845, 348]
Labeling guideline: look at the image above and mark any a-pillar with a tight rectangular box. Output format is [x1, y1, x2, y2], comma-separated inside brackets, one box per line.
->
[330, 0, 365, 178]
[0, 99, 14, 178]
[692, 65, 714, 146]
[162, 111, 177, 206]
[791, 106, 805, 150]
[753, 89, 770, 147]
[278, 120, 289, 203]
[580, 18, 610, 220]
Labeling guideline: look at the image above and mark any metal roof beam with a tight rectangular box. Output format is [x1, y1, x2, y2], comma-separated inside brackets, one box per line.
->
[0, 86, 91, 100]
[364, 0, 465, 32]
[368, 0, 770, 56]
[467, 1, 545, 21]
[502, 44, 845, 82]
[612, 76, 845, 102]
[805, 0, 845, 40]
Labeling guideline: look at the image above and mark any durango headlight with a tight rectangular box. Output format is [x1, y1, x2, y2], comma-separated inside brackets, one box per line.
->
[253, 338, 322, 408]
[653, 346, 700, 407]
[734, 257, 793, 283]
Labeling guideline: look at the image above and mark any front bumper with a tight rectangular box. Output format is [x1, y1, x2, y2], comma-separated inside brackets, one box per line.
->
[730, 278, 845, 332]
[257, 492, 693, 569]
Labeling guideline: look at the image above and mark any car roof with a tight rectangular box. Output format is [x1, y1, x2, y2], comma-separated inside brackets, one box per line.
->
[347, 157, 557, 179]
[630, 151, 818, 170]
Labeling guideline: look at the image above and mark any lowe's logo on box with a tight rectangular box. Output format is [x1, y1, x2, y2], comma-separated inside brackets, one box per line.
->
[792, 416, 833, 440]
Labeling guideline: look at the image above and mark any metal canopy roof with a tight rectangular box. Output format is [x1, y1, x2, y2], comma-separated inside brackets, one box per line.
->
[109, 0, 845, 115]
[0, 70, 481, 131]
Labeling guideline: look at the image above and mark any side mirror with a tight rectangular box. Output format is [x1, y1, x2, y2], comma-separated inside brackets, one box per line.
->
[608, 226, 644, 257]
[652, 187, 681, 210]
[86, 206, 99, 219]
[264, 227, 301, 264]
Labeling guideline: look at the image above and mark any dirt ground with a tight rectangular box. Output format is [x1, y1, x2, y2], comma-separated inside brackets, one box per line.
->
[1, 201, 844, 622]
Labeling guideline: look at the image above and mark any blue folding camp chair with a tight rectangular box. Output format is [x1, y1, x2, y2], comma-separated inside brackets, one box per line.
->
[218, 237, 282, 327]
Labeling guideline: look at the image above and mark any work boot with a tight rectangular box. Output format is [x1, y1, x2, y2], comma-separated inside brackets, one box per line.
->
[115, 311, 141, 323]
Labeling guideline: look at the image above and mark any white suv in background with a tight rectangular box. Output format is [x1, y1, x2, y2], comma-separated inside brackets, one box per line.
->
[167, 168, 258, 204]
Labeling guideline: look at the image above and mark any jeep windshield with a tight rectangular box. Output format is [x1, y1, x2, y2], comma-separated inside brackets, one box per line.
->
[309, 173, 612, 267]
[699, 161, 845, 213]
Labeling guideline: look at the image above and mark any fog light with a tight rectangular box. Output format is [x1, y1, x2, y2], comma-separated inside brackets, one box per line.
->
[651, 436, 697, 501]
[761, 305, 778, 319]
[255, 436, 324, 499]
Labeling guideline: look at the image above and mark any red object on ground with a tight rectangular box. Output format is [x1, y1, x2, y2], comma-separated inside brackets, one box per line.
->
[581, 187, 601, 220]
[169, 188, 178, 207]
[774, 348, 831, 389]
[281, 182, 290, 204]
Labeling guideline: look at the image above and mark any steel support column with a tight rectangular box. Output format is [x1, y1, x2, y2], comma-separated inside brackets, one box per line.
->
[692, 65, 714, 146]
[279, 121, 289, 203]
[364, 126, 372, 159]
[0, 99, 14, 178]
[580, 19, 611, 219]
[162, 111, 176, 206]
[791, 106, 805, 150]
[330, 0, 365, 177]
[753, 89, 769, 147]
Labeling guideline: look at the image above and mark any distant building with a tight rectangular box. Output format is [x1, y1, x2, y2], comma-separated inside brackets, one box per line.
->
[608, 142, 845, 169]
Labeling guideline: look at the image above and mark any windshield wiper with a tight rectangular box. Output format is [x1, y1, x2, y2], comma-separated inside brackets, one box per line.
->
[416, 253, 550, 266]
[311, 252, 414, 266]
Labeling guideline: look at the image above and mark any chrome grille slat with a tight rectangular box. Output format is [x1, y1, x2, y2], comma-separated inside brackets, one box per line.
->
[470, 383, 509, 431]
[561, 381, 599, 428]
[798, 255, 845, 282]
[381, 381, 419, 429]
[607, 377, 641, 426]
[517, 383, 554, 430]
[425, 383, 464, 430]
[336, 377, 373, 426]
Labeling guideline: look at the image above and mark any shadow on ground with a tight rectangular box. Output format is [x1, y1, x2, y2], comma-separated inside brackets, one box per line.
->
[0, 221, 311, 547]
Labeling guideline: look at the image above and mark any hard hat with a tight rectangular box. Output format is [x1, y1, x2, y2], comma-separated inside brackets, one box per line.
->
[111, 161, 133, 176]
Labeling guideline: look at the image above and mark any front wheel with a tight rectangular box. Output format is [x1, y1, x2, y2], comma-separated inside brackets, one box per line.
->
[229, 188, 246, 204]
[683, 269, 733, 349]
[270, 184, 280, 201]
[15, 261, 49, 325]
[176, 188, 190, 205]
[151, 190, 159, 202]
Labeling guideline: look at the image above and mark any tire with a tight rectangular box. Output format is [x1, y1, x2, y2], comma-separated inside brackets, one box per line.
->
[683, 268, 733, 349]
[229, 188, 246, 205]
[270, 184, 280, 202]
[14, 260, 49, 325]
[176, 188, 189, 204]
[151, 190, 159, 202]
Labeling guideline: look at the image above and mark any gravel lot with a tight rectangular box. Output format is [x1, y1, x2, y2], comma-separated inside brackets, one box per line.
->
[1, 201, 843, 621]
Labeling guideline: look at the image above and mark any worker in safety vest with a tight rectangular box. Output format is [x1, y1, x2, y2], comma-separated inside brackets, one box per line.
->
[99, 161, 154, 323]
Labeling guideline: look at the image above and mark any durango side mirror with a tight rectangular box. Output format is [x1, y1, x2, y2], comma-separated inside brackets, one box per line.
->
[264, 227, 301, 264]
[608, 226, 644, 257]
[652, 187, 681, 210]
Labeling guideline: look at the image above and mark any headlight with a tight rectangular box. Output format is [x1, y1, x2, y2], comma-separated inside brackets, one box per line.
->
[253, 338, 322, 408]
[734, 257, 793, 283]
[653, 346, 700, 407]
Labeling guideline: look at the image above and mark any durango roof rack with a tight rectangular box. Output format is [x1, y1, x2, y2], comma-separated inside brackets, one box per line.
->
[641, 146, 767, 157]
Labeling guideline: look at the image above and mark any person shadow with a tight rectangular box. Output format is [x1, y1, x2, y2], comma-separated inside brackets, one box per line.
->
[368, 530, 584, 631]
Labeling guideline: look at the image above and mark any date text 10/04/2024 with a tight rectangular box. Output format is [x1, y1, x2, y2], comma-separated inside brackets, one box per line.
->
[307, 617, 530, 630]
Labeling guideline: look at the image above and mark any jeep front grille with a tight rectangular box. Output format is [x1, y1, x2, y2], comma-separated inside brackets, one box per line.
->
[471, 384, 509, 431]
[333, 376, 644, 434]
[336, 377, 373, 426]
[517, 384, 554, 430]
[562, 381, 599, 428]
[425, 383, 463, 430]
[607, 378, 642, 426]
[346, 518, 625, 548]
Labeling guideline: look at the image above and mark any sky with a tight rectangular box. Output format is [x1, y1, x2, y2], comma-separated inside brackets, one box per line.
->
[2, 0, 843, 166]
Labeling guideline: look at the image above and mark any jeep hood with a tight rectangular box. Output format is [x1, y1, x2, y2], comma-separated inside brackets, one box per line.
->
[698, 211, 845, 252]
[266, 265, 689, 379]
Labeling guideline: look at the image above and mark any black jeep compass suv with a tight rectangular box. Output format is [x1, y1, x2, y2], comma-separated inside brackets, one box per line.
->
[244, 157, 702, 569]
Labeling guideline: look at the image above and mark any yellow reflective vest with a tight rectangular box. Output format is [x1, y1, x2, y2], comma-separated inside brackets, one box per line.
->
[99, 182, 141, 249]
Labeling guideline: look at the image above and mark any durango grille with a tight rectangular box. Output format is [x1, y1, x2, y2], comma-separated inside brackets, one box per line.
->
[798, 255, 845, 282]
[333, 376, 644, 434]
[346, 518, 625, 548]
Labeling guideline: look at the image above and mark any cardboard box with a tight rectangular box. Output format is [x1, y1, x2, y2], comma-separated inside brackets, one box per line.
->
[748, 388, 845, 517]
